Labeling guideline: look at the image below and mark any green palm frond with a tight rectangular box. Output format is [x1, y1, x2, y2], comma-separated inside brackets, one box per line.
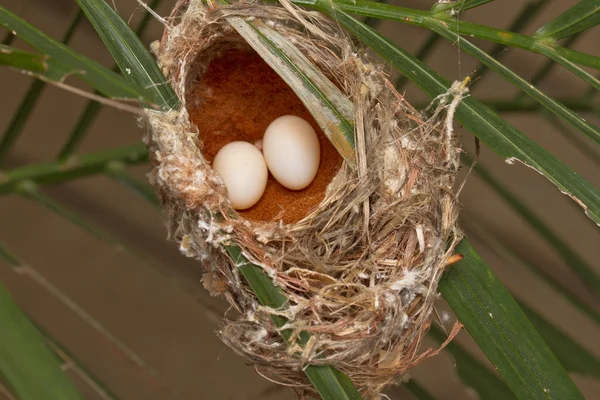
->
[0, 283, 84, 400]
[0, 6, 154, 103]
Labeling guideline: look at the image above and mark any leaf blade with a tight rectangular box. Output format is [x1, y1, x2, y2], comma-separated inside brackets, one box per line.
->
[0, 282, 84, 400]
[292, 0, 600, 74]
[0, 44, 89, 83]
[536, 0, 600, 40]
[0, 143, 149, 194]
[0, 9, 84, 165]
[296, 0, 600, 71]
[0, 5, 151, 102]
[439, 239, 584, 400]
[75, 0, 179, 110]
[58, 0, 163, 160]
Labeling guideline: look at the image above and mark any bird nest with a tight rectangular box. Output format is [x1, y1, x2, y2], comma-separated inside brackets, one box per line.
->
[142, 0, 466, 397]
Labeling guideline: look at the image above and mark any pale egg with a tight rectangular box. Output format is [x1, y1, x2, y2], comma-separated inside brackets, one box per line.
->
[262, 115, 321, 190]
[213, 141, 268, 210]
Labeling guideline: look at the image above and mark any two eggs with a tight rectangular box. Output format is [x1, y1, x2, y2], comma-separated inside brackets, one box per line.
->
[213, 115, 321, 210]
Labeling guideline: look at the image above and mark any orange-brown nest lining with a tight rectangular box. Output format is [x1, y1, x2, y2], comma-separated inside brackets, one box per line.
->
[186, 48, 341, 224]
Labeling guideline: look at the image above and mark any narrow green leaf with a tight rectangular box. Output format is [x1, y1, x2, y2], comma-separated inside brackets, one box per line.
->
[0, 10, 82, 81]
[305, 366, 363, 400]
[536, 0, 600, 40]
[0, 5, 152, 102]
[322, 11, 600, 225]
[0, 283, 83, 400]
[0, 10, 83, 165]
[227, 246, 289, 310]
[293, 0, 600, 71]
[463, 98, 594, 113]
[0, 45, 68, 77]
[75, 0, 179, 110]
[465, 155, 600, 297]
[462, 0, 495, 10]
[58, 0, 162, 160]
[583, 72, 600, 102]
[517, 300, 600, 379]
[429, 326, 516, 400]
[0, 143, 148, 194]
[439, 239, 584, 400]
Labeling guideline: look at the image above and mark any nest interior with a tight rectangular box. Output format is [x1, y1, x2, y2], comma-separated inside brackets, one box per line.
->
[185, 47, 342, 224]
[145, 1, 465, 398]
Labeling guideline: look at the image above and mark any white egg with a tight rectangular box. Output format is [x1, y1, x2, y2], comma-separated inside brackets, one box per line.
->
[262, 115, 321, 190]
[213, 141, 268, 210]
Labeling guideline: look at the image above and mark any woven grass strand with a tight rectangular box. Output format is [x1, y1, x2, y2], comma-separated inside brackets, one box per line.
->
[142, 0, 465, 397]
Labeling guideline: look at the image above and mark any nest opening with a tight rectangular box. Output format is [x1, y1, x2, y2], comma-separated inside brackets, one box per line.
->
[185, 44, 342, 224]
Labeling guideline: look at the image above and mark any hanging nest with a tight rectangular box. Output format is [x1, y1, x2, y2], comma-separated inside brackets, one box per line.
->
[142, 0, 466, 397]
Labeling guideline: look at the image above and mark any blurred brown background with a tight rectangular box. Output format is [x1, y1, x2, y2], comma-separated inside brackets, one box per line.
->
[1, 0, 599, 399]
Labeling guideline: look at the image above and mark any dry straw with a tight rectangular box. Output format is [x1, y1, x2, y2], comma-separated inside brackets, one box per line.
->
[143, 0, 466, 397]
